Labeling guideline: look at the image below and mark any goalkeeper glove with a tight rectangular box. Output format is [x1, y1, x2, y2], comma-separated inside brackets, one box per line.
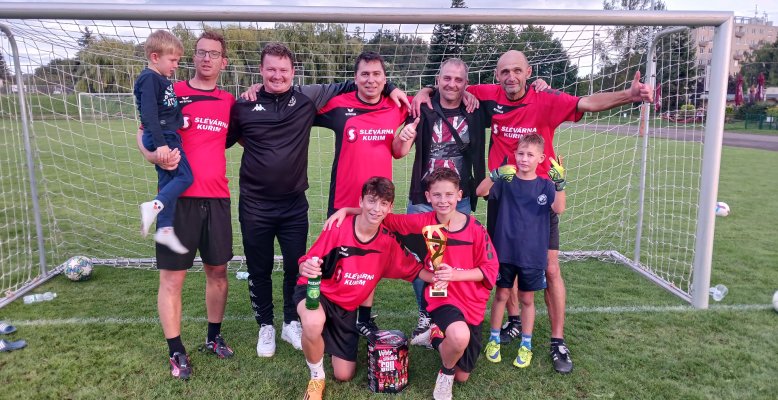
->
[548, 157, 566, 191]
[489, 165, 517, 182]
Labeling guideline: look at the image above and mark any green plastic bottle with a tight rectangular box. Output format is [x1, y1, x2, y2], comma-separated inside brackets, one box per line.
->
[306, 256, 321, 310]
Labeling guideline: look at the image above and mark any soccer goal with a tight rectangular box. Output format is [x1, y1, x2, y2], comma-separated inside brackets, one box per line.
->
[0, 5, 732, 309]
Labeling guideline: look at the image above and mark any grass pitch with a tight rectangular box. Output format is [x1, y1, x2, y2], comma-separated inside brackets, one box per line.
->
[0, 120, 777, 398]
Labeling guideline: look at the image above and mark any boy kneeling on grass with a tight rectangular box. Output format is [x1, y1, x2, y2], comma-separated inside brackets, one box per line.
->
[329, 167, 499, 400]
[296, 177, 439, 400]
[476, 133, 566, 369]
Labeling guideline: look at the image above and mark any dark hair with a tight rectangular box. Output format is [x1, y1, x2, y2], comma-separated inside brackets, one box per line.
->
[362, 176, 395, 203]
[354, 51, 386, 74]
[424, 167, 460, 190]
[261, 42, 295, 65]
[517, 133, 545, 151]
[196, 31, 227, 57]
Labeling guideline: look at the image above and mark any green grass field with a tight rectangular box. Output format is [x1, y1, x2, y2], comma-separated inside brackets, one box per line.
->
[0, 118, 777, 399]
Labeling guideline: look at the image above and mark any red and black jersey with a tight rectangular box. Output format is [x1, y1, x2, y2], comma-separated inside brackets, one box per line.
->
[467, 84, 583, 179]
[315, 93, 409, 213]
[174, 81, 235, 198]
[297, 215, 423, 311]
[381, 213, 498, 325]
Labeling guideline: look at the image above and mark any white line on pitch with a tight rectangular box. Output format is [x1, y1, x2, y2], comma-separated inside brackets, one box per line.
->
[8, 303, 773, 326]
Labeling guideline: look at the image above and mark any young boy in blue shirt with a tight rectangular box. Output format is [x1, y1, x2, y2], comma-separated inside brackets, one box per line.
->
[135, 29, 191, 254]
[476, 133, 566, 369]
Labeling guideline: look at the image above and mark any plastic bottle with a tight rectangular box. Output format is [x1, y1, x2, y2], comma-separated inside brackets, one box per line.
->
[235, 271, 249, 280]
[23, 292, 57, 304]
[709, 284, 728, 302]
[306, 257, 321, 310]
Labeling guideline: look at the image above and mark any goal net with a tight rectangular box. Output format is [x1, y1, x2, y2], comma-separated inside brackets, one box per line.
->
[0, 9, 729, 307]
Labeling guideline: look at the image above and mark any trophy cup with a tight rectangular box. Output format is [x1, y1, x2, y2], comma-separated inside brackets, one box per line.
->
[422, 223, 448, 297]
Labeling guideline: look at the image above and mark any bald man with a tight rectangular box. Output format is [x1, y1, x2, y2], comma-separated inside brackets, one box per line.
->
[414, 49, 653, 374]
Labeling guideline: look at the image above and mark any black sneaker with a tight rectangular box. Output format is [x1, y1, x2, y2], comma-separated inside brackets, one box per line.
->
[410, 311, 432, 348]
[200, 334, 234, 359]
[356, 315, 379, 337]
[169, 352, 192, 380]
[550, 343, 573, 374]
[499, 319, 522, 344]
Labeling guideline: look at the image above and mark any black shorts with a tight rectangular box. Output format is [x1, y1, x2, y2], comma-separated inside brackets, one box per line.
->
[429, 305, 483, 373]
[496, 263, 547, 292]
[293, 284, 359, 362]
[549, 210, 559, 250]
[157, 197, 233, 270]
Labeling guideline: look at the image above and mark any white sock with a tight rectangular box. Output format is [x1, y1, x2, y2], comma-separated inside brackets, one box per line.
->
[306, 358, 325, 380]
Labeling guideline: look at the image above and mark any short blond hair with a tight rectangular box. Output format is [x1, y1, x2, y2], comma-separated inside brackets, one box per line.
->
[144, 30, 183, 59]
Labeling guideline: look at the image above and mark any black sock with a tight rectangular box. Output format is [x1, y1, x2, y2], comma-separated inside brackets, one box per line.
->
[166, 335, 186, 358]
[358, 306, 372, 323]
[441, 366, 456, 376]
[207, 322, 222, 343]
[551, 337, 565, 347]
[508, 315, 520, 323]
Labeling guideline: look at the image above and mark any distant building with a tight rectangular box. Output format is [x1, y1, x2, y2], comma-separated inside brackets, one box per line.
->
[692, 14, 777, 80]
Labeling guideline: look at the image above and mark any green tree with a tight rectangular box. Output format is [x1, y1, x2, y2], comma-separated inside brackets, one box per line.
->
[78, 26, 95, 48]
[422, 0, 472, 86]
[741, 38, 778, 87]
[75, 36, 143, 93]
[364, 29, 429, 90]
[514, 25, 578, 93]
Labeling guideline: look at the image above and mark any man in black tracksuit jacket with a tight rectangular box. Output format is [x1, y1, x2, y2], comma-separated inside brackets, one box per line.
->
[226, 43, 398, 357]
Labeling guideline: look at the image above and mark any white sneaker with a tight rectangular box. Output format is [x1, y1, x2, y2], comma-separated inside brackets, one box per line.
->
[154, 228, 188, 254]
[411, 312, 432, 348]
[433, 370, 454, 400]
[140, 200, 163, 237]
[256, 324, 276, 357]
[281, 321, 303, 350]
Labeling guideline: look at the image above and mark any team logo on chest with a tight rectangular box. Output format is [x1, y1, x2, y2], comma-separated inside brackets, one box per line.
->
[537, 194, 548, 205]
[346, 126, 358, 143]
[288, 97, 296, 107]
[252, 104, 265, 112]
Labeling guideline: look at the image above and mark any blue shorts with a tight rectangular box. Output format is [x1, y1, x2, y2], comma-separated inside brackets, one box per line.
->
[496, 263, 547, 292]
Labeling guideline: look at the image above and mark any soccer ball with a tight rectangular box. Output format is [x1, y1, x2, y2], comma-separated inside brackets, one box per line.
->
[715, 201, 730, 217]
[63, 256, 93, 281]
[773, 291, 778, 313]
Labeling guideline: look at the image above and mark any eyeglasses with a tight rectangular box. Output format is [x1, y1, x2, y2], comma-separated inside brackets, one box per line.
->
[194, 49, 223, 59]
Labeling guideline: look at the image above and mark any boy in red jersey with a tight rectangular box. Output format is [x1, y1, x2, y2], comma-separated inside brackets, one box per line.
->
[327, 168, 499, 400]
[295, 177, 436, 400]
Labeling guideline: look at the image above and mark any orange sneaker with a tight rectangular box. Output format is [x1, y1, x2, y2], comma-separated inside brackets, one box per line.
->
[303, 378, 325, 400]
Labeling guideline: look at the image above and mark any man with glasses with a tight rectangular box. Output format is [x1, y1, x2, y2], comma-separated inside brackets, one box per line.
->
[137, 31, 235, 380]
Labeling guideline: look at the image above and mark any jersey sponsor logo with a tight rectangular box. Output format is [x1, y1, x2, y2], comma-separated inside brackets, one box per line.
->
[492, 124, 538, 140]
[345, 108, 357, 116]
[252, 104, 265, 112]
[346, 126, 358, 142]
[493, 104, 504, 114]
[192, 116, 229, 133]
[537, 193, 548, 205]
[179, 96, 191, 105]
[181, 114, 191, 130]
[288, 96, 297, 107]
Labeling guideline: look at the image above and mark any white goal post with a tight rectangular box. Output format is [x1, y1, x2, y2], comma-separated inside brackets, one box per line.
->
[77, 92, 137, 122]
[0, 4, 733, 309]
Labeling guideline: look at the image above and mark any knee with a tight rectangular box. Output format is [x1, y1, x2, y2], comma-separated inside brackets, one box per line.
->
[299, 310, 325, 337]
[204, 266, 228, 283]
[495, 288, 510, 303]
[333, 368, 355, 382]
[444, 324, 470, 350]
[454, 370, 470, 383]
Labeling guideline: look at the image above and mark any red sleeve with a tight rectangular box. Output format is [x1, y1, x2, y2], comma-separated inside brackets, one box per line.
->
[466, 84, 496, 99]
[472, 222, 499, 290]
[299, 221, 339, 265]
[382, 237, 424, 282]
[542, 89, 584, 128]
[382, 213, 429, 236]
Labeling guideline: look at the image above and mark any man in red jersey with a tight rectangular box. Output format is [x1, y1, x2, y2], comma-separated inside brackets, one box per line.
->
[314, 51, 414, 336]
[137, 31, 235, 380]
[413, 49, 653, 374]
[295, 177, 436, 400]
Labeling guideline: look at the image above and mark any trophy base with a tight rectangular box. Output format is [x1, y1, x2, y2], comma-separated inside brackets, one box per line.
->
[429, 287, 447, 298]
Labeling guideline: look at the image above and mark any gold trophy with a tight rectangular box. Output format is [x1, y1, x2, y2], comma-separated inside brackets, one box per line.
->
[422, 223, 448, 297]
